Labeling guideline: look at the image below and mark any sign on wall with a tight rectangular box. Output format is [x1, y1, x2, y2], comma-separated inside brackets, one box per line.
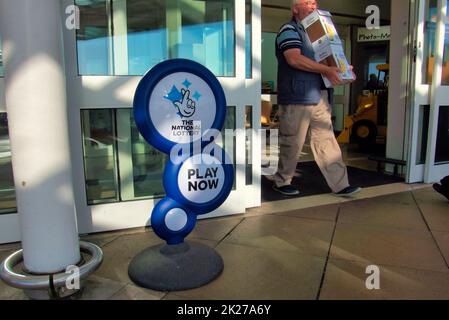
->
[357, 26, 391, 42]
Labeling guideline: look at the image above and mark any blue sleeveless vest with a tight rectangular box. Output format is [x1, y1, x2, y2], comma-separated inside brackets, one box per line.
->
[276, 19, 333, 106]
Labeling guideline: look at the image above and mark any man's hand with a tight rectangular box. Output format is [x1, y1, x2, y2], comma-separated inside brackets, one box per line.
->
[349, 65, 357, 82]
[323, 66, 344, 86]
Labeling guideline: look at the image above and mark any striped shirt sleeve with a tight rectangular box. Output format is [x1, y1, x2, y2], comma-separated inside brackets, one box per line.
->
[276, 24, 303, 53]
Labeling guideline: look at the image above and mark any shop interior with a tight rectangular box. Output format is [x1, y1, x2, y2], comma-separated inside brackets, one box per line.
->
[261, 1, 393, 164]
[259, 0, 405, 200]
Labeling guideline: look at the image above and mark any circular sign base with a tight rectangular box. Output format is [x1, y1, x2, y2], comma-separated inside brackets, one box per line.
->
[128, 242, 223, 291]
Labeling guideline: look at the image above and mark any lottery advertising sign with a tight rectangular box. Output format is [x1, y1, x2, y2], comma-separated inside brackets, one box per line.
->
[134, 59, 227, 154]
[133, 59, 234, 245]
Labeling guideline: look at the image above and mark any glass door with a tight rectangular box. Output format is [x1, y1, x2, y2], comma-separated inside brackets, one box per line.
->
[425, 0, 449, 181]
[408, 0, 449, 183]
[62, 0, 261, 234]
[332, 26, 351, 133]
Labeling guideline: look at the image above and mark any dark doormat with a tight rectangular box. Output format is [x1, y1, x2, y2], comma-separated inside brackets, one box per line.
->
[262, 161, 404, 203]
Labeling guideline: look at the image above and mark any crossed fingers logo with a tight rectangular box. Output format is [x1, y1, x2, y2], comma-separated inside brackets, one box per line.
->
[165, 79, 202, 119]
[175, 89, 196, 118]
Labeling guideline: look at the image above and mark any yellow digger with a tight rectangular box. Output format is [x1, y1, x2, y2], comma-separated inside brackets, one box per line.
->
[337, 64, 389, 147]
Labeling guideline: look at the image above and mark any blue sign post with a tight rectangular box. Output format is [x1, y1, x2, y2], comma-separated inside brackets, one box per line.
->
[128, 59, 234, 291]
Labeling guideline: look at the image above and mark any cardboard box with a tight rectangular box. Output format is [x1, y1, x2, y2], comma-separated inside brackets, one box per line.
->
[301, 10, 341, 46]
[301, 10, 354, 88]
[315, 44, 355, 88]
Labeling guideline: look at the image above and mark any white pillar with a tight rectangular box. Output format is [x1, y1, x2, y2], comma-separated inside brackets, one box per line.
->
[0, 0, 80, 273]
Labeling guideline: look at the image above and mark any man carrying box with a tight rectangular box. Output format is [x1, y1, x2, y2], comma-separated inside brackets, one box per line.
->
[271, 0, 361, 197]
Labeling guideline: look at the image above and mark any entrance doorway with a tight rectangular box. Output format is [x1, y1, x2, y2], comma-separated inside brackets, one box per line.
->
[347, 30, 390, 156]
[407, 0, 449, 183]
[260, 0, 402, 182]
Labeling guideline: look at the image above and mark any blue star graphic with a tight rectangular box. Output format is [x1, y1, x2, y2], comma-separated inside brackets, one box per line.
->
[193, 91, 202, 101]
[164, 85, 182, 103]
[182, 79, 192, 89]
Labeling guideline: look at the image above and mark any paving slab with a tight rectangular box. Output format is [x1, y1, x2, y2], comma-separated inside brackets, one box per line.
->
[0, 280, 28, 300]
[79, 275, 125, 300]
[0, 248, 28, 300]
[93, 231, 164, 284]
[320, 259, 449, 300]
[273, 204, 338, 222]
[222, 215, 335, 257]
[162, 293, 187, 300]
[0, 242, 21, 253]
[109, 283, 165, 300]
[0, 249, 15, 264]
[189, 216, 244, 242]
[80, 233, 121, 248]
[413, 188, 449, 232]
[167, 243, 326, 300]
[432, 231, 449, 267]
[338, 192, 428, 231]
[330, 223, 448, 273]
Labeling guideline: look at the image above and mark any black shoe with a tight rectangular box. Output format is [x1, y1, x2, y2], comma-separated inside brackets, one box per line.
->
[334, 186, 362, 197]
[272, 184, 300, 196]
[433, 183, 449, 201]
[441, 176, 449, 186]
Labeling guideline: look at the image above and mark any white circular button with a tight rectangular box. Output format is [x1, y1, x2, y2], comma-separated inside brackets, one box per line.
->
[164, 208, 188, 232]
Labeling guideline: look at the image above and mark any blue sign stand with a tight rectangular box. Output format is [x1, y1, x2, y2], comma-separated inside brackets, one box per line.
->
[128, 59, 234, 291]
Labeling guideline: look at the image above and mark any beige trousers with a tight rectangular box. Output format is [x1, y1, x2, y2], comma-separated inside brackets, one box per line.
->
[273, 91, 349, 193]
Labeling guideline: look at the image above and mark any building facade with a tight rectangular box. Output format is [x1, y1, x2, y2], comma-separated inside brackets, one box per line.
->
[0, 0, 448, 244]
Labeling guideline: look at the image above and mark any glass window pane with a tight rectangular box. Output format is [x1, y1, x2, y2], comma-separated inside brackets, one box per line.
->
[368, 62, 386, 84]
[76, 0, 111, 75]
[76, 0, 235, 77]
[222, 106, 236, 190]
[175, 0, 235, 76]
[81, 109, 119, 205]
[0, 113, 16, 214]
[245, 105, 252, 129]
[0, 35, 4, 77]
[435, 106, 449, 163]
[442, 0, 449, 85]
[130, 113, 166, 198]
[245, 0, 252, 79]
[334, 85, 344, 96]
[421, 0, 449, 85]
[262, 32, 277, 93]
[223, 106, 236, 131]
[423, 0, 436, 84]
[417, 105, 430, 165]
[126, 1, 167, 75]
[245, 106, 253, 185]
[332, 103, 344, 132]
